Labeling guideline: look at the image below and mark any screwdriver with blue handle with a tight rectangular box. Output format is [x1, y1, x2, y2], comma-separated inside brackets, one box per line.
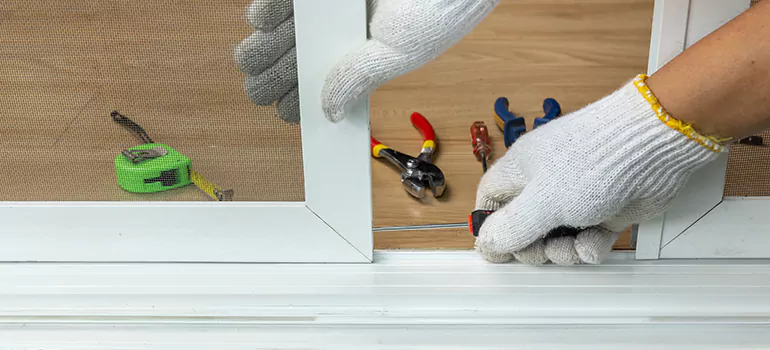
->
[469, 97, 579, 238]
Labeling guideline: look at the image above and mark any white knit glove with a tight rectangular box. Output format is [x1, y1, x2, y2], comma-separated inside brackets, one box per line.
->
[235, 0, 299, 123]
[235, 0, 499, 123]
[475, 78, 721, 265]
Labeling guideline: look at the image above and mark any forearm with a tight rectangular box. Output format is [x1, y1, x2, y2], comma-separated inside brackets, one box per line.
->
[646, 0, 770, 141]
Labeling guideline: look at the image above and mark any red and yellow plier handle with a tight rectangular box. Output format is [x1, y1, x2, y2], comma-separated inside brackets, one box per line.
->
[370, 112, 445, 199]
[371, 112, 437, 162]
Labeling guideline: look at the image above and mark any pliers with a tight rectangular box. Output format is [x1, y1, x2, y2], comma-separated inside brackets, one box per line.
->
[371, 112, 446, 199]
[493, 97, 562, 148]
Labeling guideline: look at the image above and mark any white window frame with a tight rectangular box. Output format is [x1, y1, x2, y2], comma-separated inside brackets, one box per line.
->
[4, 251, 770, 348]
[3, 1, 770, 346]
[0, 0, 373, 263]
[636, 0, 754, 259]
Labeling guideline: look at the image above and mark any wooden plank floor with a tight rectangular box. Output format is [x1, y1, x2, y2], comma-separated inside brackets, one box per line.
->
[370, 0, 653, 249]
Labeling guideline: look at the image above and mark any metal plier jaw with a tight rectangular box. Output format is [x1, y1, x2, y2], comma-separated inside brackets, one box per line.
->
[371, 112, 446, 199]
[378, 147, 446, 198]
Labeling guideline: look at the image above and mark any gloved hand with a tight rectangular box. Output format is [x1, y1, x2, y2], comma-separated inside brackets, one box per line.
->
[235, 0, 499, 123]
[235, 0, 299, 123]
[475, 76, 721, 265]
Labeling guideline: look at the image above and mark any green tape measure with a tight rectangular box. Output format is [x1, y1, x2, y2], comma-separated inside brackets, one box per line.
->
[114, 143, 192, 193]
[111, 111, 233, 200]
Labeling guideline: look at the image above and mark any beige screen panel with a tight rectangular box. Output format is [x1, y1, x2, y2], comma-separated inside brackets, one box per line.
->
[1, 1, 303, 202]
[724, 130, 770, 197]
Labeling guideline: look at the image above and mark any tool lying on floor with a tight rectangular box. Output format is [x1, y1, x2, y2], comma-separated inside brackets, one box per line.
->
[111, 111, 234, 201]
[114, 142, 194, 193]
[469, 209, 582, 238]
[470, 121, 492, 173]
[493, 97, 525, 148]
[371, 112, 446, 199]
[469, 98, 578, 237]
[533, 98, 562, 129]
[494, 97, 562, 148]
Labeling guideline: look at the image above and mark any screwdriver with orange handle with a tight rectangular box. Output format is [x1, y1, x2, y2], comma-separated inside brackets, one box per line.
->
[469, 121, 493, 236]
[470, 121, 492, 173]
[467, 116, 581, 239]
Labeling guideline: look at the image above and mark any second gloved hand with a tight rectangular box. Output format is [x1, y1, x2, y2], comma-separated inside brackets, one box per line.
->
[322, 0, 499, 122]
[236, 0, 499, 123]
[475, 76, 722, 265]
[235, 0, 299, 123]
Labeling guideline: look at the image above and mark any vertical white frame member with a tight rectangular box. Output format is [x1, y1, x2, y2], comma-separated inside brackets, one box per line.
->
[0, 0, 373, 263]
[637, 0, 752, 259]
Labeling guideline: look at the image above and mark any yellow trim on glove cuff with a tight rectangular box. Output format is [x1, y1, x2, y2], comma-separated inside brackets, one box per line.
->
[633, 74, 729, 153]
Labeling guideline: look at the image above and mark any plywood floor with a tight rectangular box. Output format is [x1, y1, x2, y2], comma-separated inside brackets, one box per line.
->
[370, 0, 653, 249]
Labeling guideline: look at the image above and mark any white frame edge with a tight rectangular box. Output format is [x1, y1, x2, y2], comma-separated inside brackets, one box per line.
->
[0, 0, 372, 263]
[637, 0, 751, 259]
[4, 251, 770, 348]
[645, 0, 690, 76]
[296, 0, 373, 261]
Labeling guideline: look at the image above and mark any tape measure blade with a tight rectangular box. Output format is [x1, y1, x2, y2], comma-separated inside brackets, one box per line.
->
[190, 169, 233, 201]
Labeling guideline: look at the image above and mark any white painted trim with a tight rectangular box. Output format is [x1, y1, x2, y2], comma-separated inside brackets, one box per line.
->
[0, 0, 372, 263]
[684, 0, 752, 47]
[657, 151, 728, 247]
[296, 0, 372, 260]
[5, 325, 770, 350]
[661, 198, 770, 258]
[3, 251, 770, 348]
[646, 0, 690, 75]
[637, 0, 751, 260]
[635, 215, 663, 260]
[0, 202, 368, 262]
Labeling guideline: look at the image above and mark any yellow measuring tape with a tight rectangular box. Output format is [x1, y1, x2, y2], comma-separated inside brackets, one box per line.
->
[190, 169, 234, 202]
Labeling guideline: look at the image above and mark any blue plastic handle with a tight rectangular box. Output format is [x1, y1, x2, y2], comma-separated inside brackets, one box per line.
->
[493, 97, 526, 148]
[534, 98, 562, 129]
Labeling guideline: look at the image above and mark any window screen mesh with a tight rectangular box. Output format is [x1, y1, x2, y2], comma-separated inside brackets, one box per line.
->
[724, 130, 770, 197]
[0, 1, 304, 202]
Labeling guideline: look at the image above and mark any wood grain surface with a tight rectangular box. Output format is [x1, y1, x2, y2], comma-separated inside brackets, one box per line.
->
[370, 0, 654, 228]
[2, 0, 650, 250]
[1, 0, 304, 202]
[370, 0, 652, 249]
[374, 227, 634, 250]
